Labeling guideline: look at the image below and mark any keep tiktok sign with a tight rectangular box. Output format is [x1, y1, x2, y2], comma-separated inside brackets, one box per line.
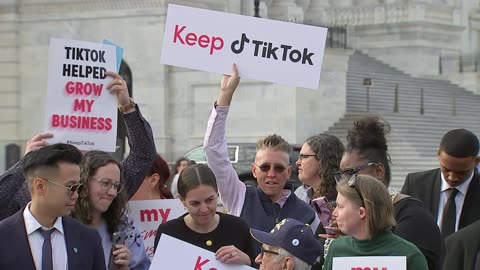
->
[161, 4, 327, 89]
[45, 38, 117, 151]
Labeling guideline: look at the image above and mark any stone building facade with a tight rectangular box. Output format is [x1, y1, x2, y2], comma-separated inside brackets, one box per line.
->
[0, 0, 478, 169]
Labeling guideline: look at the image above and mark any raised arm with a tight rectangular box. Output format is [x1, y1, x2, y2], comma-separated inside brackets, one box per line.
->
[0, 161, 26, 220]
[121, 108, 156, 198]
[105, 71, 156, 198]
[0, 132, 53, 220]
[203, 64, 246, 217]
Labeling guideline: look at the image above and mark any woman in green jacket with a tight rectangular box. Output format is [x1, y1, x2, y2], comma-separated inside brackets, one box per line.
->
[323, 174, 428, 270]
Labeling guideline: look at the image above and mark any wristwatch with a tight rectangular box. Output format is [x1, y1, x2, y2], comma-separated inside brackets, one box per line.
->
[118, 98, 136, 113]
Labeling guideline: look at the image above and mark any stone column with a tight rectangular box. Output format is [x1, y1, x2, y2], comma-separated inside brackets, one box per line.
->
[304, 0, 330, 26]
[332, 0, 353, 7]
[295, 0, 311, 11]
[268, 0, 304, 23]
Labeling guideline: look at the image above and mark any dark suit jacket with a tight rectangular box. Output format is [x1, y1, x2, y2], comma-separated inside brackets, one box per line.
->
[443, 220, 480, 270]
[401, 168, 480, 230]
[0, 107, 156, 221]
[0, 210, 106, 270]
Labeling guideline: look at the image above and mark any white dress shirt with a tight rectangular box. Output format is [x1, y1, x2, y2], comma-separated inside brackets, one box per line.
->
[437, 172, 474, 232]
[170, 174, 180, 198]
[23, 203, 68, 270]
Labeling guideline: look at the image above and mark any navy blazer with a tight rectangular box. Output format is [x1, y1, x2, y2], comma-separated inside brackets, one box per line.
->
[401, 168, 480, 230]
[0, 209, 106, 270]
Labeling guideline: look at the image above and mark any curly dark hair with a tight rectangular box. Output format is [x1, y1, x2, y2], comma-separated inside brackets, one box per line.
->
[346, 116, 392, 186]
[305, 134, 344, 201]
[72, 150, 128, 237]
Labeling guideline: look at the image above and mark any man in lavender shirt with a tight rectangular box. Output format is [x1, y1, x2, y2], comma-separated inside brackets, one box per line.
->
[203, 64, 317, 256]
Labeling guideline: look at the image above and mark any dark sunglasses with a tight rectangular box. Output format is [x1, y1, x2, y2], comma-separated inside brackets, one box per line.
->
[43, 178, 84, 196]
[348, 175, 365, 207]
[254, 163, 287, 173]
[333, 162, 376, 182]
[260, 246, 280, 257]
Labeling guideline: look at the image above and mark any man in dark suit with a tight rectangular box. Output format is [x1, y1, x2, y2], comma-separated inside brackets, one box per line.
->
[443, 219, 480, 270]
[0, 143, 105, 270]
[402, 129, 480, 239]
[0, 71, 156, 221]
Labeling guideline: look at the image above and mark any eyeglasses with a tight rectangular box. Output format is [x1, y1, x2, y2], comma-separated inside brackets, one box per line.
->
[298, 154, 317, 161]
[93, 178, 124, 193]
[260, 246, 281, 257]
[254, 163, 287, 173]
[43, 178, 84, 196]
[348, 175, 365, 207]
[333, 162, 377, 182]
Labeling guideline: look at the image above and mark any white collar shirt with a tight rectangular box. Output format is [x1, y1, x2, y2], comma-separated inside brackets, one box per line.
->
[23, 203, 68, 270]
[437, 171, 474, 231]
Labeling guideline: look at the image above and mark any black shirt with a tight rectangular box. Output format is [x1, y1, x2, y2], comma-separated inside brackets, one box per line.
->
[393, 196, 443, 270]
[154, 212, 255, 264]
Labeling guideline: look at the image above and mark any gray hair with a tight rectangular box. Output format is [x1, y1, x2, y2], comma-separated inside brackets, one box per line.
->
[274, 247, 312, 270]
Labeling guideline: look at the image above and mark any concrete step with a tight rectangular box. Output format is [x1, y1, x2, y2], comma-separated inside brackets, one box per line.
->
[325, 51, 480, 189]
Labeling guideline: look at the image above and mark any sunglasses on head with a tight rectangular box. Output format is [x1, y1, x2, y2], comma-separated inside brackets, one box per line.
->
[348, 175, 365, 207]
[254, 163, 287, 173]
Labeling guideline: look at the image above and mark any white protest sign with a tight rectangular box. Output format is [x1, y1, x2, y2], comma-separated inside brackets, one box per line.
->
[333, 256, 406, 270]
[128, 199, 186, 259]
[45, 38, 117, 151]
[152, 234, 255, 270]
[161, 4, 327, 90]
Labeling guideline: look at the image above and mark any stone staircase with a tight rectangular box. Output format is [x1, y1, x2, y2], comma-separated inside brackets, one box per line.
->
[326, 51, 480, 190]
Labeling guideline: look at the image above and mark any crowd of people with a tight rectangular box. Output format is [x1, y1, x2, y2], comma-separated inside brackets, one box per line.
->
[0, 64, 479, 270]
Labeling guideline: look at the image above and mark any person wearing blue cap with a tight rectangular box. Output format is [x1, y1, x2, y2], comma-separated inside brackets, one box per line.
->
[250, 218, 322, 270]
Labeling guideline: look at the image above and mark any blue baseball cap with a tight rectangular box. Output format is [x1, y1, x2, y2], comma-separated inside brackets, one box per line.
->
[250, 218, 323, 265]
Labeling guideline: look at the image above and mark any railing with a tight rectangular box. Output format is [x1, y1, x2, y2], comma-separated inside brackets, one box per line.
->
[322, 3, 455, 26]
[325, 26, 348, 49]
[439, 54, 480, 74]
[362, 82, 457, 116]
[303, 21, 349, 49]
